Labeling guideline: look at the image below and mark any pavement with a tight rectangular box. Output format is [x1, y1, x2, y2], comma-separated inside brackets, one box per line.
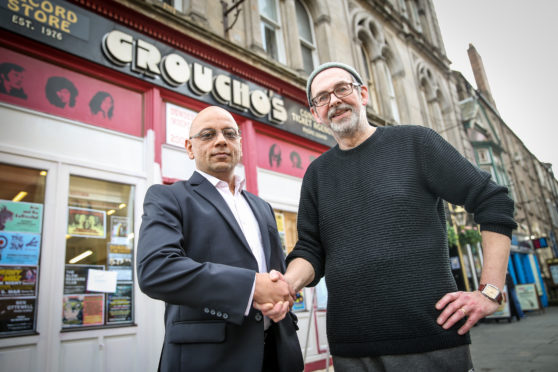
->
[314, 305, 558, 372]
[470, 305, 558, 372]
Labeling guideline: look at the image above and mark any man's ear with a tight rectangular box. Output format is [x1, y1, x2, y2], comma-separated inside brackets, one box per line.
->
[310, 106, 321, 123]
[359, 84, 369, 106]
[185, 139, 195, 159]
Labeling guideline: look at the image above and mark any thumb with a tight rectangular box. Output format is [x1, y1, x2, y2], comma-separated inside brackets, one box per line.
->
[269, 269, 283, 282]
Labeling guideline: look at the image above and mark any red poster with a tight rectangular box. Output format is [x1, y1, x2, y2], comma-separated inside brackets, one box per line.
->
[256, 134, 322, 178]
[0, 47, 142, 136]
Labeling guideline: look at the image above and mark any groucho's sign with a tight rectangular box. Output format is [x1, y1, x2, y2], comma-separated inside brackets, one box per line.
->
[0, 0, 335, 146]
[102, 29, 287, 125]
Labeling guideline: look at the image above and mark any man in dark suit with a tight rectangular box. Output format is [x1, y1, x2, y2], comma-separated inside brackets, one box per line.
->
[137, 106, 303, 372]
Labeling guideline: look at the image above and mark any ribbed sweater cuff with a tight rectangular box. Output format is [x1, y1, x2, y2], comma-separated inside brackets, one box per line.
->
[285, 251, 323, 287]
[480, 224, 513, 239]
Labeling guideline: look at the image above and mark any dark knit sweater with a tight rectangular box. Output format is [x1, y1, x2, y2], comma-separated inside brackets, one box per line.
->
[286, 125, 516, 357]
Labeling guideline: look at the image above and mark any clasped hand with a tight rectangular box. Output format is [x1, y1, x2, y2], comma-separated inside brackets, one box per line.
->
[253, 270, 295, 322]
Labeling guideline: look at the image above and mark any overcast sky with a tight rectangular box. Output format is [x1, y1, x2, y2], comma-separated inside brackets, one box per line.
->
[431, 0, 558, 177]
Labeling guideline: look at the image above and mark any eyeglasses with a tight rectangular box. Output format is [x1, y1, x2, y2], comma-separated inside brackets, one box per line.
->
[189, 128, 241, 141]
[311, 82, 360, 107]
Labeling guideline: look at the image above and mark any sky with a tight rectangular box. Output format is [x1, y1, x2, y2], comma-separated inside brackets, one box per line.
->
[431, 1, 558, 177]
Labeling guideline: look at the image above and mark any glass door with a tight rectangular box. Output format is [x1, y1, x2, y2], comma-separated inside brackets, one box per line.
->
[0, 162, 47, 337]
[62, 175, 136, 329]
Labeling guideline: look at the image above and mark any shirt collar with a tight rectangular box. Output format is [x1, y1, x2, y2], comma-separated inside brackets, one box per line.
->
[195, 168, 246, 194]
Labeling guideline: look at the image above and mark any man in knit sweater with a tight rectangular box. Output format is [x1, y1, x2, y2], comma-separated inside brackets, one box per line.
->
[256, 63, 516, 371]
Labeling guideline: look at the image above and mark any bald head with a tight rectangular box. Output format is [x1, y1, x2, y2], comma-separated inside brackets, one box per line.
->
[189, 106, 239, 137]
[186, 106, 242, 184]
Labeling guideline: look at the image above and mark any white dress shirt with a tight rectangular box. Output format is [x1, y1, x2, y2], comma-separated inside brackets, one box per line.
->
[196, 169, 270, 327]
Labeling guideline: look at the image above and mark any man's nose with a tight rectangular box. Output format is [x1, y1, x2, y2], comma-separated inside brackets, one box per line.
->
[329, 91, 342, 106]
[213, 131, 228, 143]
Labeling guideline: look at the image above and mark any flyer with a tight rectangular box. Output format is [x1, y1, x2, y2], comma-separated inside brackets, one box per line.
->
[0, 232, 41, 265]
[110, 216, 130, 245]
[0, 200, 43, 234]
[86, 269, 117, 293]
[292, 290, 306, 311]
[83, 294, 104, 325]
[108, 266, 132, 281]
[62, 294, 104, 327]
[0, 298, 36, 333]
[0, 266, 37, 297]
[67, 207, 106, 238]
[107, 283, 132, 323]
[107, 243, 133, 281]
[64, 264, 104, 294]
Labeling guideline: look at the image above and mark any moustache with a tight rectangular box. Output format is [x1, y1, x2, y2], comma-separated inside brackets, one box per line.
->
[328, 104, 353, 120]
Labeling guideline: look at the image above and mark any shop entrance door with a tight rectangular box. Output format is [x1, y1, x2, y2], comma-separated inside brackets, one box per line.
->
[0, 154, 148, 372]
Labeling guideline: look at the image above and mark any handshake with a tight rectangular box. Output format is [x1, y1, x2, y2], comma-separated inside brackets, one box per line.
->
[253, 270, 296, 322]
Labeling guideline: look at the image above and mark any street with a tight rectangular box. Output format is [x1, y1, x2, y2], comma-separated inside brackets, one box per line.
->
[470, 305, 558, 372]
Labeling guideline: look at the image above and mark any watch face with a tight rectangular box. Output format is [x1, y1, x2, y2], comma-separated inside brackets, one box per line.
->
[483, 285, 500, 298]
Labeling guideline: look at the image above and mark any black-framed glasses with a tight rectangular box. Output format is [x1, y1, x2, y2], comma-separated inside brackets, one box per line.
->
[311, 82, 360, 107]
[189, 128, 241, 141]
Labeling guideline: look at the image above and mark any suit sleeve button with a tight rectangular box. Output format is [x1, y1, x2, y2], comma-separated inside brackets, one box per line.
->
[204, 308, 210, 314]
[217, 312, 222, 317]
[223, 313, 229, 319]
[255, 313, 263, 322]
[210, 309, 216, 315]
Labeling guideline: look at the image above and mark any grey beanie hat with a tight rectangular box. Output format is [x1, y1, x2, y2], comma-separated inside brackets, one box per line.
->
[306, 62, 364, 106]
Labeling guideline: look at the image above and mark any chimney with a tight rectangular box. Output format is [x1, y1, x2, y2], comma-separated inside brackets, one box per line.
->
[467, 43, 497, 109]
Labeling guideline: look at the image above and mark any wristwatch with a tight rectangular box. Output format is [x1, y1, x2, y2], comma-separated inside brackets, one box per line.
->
[478, 283, 503, 305]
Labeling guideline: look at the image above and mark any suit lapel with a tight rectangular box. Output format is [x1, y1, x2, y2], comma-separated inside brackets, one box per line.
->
[189, 172, 253, 257]
[242, 191, 272, 271]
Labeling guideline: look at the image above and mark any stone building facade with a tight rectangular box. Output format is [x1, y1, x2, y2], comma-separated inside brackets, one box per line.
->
[1, 0, 557, 371]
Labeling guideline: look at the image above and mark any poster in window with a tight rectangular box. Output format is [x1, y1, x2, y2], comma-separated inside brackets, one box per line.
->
[0, 200, 43, 234]
[108, 266, 132, 281]
[110, 216, 131, 245]
[0, 232, 41, 265]
[274, 212, 286, 254]
[62, 294, 104, 327]
[108, 243, 132, 281]
[0, 266, 37, 297]
[67, 207, 106, 238]
[64, 264, 104, 294]
[292, 290, 306, 312]
[0, 298, 36, 333]
[107, 283, 133, 323]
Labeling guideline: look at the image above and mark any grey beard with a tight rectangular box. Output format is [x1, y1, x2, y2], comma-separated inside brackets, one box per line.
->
[328, 104, 360, 136]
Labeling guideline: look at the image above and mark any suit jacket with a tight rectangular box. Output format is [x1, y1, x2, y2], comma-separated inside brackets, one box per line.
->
[137, 172, 303, 372]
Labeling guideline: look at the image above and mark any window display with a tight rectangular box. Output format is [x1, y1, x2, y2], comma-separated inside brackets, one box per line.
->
[0, 163, 45, 336]
[62, 175, 134, 329]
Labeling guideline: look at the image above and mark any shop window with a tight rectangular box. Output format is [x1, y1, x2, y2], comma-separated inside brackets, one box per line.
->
[0, 163, 46, 337]
[62, 176, 134, 329]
